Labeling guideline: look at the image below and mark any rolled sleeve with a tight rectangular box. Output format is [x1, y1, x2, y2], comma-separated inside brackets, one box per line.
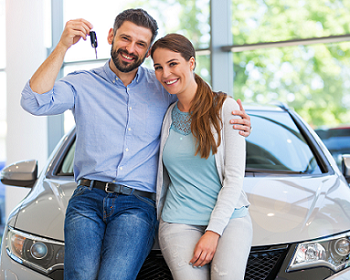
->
[21, 80, 75, 116]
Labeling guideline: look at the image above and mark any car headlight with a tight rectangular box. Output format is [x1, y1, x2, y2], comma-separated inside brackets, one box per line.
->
[288, 232, 350, 273]
[5, 226, 64, 275]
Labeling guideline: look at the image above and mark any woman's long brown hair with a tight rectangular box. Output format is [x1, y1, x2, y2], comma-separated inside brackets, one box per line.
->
[151, 33, 227, 159]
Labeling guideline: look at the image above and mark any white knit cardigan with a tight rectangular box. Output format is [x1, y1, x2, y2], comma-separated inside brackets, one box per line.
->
[156, 97, 250, 236]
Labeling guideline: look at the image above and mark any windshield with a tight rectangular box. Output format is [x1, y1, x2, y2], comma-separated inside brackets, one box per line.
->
[246, 110, 322, 174]
[57, 110, 323, 176]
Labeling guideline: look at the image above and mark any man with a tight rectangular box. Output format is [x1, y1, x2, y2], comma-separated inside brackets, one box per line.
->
[21, 8, 251, 280]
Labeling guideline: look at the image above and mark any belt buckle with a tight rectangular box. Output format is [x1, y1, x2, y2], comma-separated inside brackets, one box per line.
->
[105, 183, 114, 193]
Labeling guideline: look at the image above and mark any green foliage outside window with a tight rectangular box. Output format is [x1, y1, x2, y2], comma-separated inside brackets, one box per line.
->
[231, 0, 350, 127]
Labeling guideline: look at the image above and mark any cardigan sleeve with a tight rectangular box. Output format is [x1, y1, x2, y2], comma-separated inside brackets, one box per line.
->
[206, 97, 248, 235]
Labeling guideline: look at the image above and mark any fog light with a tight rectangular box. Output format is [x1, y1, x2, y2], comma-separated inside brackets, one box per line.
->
[30, 242, 48, 259]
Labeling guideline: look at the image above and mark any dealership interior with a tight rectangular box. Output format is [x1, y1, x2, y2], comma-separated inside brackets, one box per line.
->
[1, 0, 350, 226]
[1, 1, 350, 279]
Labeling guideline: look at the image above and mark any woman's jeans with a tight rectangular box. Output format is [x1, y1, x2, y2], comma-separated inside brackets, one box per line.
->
[159, 213, 252, 280]
[64, 185, 157, 280]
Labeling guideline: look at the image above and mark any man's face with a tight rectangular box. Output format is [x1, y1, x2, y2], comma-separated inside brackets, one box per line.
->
[108, 21, 153, 73]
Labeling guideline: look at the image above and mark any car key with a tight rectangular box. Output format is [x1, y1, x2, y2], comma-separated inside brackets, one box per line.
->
[89, 31, 98, 59]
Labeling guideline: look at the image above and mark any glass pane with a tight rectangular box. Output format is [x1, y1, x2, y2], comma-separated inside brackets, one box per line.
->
[0, 0, 5, 68]
[246, 110, 322, 174]
[128, 0, 210, 49]
[0, 0, 6, 225]
[63, 0, 210, 62]
[59, 140, 75, 175]
[0, 71, 6, 225]
[197, 54, 211, 85]
[63, 0, 131, 62]
[231, 0, 350, 45]
[233, 42, 350, 128]
[315, 126, 350, 169]
[63, 61, 107, 76]
[0, 72, 6, 162]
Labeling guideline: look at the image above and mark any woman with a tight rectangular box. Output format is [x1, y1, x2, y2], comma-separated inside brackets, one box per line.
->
[151, 33, 252, 280]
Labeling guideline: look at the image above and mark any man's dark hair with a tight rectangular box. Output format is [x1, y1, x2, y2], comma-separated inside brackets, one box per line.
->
[113, 8, 158, 44]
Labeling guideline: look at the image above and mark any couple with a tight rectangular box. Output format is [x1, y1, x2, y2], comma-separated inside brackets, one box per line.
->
[21, 8, 252, 280]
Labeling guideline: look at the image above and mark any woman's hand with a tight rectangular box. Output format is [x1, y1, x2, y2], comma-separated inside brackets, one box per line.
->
[189, 231, 220, 267]
[230, 99, 251, 137]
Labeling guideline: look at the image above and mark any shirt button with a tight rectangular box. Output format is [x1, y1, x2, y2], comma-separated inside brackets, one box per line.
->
[119, 167, 123, 170]
[129, 107, 132, 110]
[128, 128, 131, 131]
[125, 148, 129, 152]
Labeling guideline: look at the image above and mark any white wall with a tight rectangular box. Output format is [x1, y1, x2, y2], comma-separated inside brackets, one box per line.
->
[5, 0, 48, 218]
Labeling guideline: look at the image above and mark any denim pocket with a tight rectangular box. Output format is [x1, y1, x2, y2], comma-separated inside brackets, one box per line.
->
[71, 185, 88, 198]
[134, 194, 156, 208]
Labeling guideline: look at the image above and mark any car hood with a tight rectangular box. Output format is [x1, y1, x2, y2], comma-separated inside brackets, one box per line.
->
[245, 174, 350, 246]
[14, 174, 350, 246]
[14, 178, 76, 241]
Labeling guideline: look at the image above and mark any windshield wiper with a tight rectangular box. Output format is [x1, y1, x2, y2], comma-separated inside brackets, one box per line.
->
[245, 168, 303, 174]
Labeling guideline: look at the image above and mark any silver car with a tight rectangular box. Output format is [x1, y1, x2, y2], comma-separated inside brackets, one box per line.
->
[1, 103, 350, 280]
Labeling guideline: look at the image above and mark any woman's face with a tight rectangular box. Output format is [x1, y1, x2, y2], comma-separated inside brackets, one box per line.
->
[152, 48, 196, 96]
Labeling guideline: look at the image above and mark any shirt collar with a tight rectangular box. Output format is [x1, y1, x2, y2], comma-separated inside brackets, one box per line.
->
[103, 59, 143, 85]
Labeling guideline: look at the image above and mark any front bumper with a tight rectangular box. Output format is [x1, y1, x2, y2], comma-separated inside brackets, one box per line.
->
[0, 253, 55, 280]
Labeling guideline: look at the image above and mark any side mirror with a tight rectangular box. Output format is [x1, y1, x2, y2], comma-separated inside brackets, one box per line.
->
[0, 160, 38, 188]
[342, 155, 350, 184]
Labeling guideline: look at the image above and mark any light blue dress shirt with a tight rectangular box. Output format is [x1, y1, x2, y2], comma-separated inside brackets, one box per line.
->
[21, 61, 177, 193]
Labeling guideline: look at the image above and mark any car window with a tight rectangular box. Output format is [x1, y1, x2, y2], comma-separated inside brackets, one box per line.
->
[246, 110, 322, 174]
[315, 127, 350, 169]
[58, 141, 75, 175]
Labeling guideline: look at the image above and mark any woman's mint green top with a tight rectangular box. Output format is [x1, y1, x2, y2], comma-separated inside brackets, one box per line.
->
[161, 103, 247, 225]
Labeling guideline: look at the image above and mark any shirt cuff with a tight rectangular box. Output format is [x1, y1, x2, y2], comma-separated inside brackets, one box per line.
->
[22, 80, 54, 107]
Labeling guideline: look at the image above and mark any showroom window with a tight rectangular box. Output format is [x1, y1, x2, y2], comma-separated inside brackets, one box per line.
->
[232, 42, 350, 127]
[231, 0, 350, 44]
[229, 0, 350, 128]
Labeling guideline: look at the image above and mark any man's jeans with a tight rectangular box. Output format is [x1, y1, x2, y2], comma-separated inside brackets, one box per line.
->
[64, 184, 157, 280]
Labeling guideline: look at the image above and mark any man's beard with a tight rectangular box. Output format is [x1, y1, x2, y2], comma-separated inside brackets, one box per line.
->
[111, 44, 147, 73]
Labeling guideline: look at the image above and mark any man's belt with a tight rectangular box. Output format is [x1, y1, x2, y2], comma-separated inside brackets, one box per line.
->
[77, 179, 155, 201]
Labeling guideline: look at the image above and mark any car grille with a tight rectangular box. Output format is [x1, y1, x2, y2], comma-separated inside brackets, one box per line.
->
[137, 252, 173, 280]
[244, 245, 288, 280]
[50, 246, 288, 280]
[137, 246, 288, 280]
